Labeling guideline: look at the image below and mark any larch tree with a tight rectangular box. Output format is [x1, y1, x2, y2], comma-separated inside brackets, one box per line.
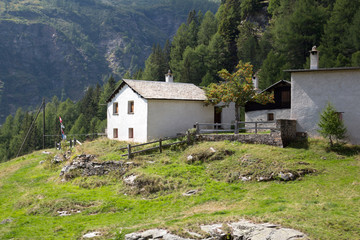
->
[205, 61, 274, 121]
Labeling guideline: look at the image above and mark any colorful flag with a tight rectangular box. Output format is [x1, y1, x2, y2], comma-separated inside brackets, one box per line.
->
[59, 116, 66, 140]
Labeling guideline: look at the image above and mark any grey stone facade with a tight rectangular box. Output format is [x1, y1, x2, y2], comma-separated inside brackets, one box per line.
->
[198, 119, 297, 147]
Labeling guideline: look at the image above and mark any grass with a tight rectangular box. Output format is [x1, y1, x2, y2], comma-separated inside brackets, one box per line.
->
[0, 137, 359, 239]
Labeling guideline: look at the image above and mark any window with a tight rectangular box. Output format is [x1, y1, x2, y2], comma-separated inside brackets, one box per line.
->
[281, 90, 290, 105]
[128, 101, 134, 114]
[113, 128, 118, 138]
[336, 112, 344, 121]
[267, 113, 274, 121]
[113, 102, 119, 114]
[129, 128, 134, 139]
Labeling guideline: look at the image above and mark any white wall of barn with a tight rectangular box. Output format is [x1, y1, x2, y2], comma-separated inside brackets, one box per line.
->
[245, 109, 290, 130]
[147, 99, 214, 140]
[107, 85, 148, 143]
[290, 69, 360, 144]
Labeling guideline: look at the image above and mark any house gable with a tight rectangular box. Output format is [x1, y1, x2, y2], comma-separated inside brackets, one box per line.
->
[245, 80, 291, 112]
[107, 84, 148, 142]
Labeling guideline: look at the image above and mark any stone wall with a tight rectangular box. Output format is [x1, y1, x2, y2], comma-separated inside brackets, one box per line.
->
[198, 119, 297, 148]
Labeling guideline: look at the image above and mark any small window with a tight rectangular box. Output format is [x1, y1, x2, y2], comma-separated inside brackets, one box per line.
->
[267, 113, 274, 121]
[113, 128, 118, 138]
[129, 128, 134, 139]
[113, 102, 119, 114]
[336, 112, 344, 121]
[128, 101, 134, 114]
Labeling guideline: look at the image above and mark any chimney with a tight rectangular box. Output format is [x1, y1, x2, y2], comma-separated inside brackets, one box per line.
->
[252, 75, 259, 90]
[165, 69, 173, 83]
[310, 46, 319, 70]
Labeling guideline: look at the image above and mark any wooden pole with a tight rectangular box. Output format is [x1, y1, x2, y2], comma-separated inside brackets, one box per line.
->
[234, 121, 239, 134]
[42, 98, 45, 149]
[159, 138, 162, 153]
[127, 144, 132, 159]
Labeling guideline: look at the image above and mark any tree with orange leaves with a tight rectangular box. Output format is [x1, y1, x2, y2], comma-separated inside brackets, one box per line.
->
[205, 61, 274, 121]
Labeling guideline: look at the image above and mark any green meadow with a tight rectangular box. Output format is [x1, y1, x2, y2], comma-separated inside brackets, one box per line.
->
[0, 138, 359, 239]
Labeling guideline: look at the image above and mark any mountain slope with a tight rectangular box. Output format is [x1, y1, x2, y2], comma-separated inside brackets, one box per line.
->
[0, 138, 359, 239]
[0, 0, 219, 122]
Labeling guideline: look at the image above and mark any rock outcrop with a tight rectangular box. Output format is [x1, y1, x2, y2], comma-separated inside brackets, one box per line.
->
[125, 220, 309, 240]
[59, 154, 136, 180]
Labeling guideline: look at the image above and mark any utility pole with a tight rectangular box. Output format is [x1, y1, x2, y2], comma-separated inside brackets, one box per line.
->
[43, 98, 45, 149]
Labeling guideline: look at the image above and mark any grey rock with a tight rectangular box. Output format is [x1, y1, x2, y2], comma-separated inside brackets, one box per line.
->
[83, 231, 102, 238]
[59, 154, 129, 180]
[278, 172, 295, 181]
[141, 229, 168, 239]
[182, 189, 198, 196]
[200, 224, 223, 236]
[125, 220, 308, 240]
[53, 154, 64, 164]
[269, 228, 308, 240]
[1, 218, 13, 224]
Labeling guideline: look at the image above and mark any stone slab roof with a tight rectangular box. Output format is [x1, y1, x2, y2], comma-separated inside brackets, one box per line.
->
[107, 79, 207, 102]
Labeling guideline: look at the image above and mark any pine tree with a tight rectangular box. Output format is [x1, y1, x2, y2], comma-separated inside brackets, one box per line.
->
[318, 102, 347, 147]
[320, 0, 360, 67]
[143, 44, 166, 81]
[197, 11, 218, 46]
[272, 0, 327, 68]
[97, 75, 116, 120]
[217, 0, 242, 69]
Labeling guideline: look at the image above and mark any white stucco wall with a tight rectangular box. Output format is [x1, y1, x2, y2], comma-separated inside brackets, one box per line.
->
[245, 109, 290, 130]
[221, 102, 237, 124]
[107, 85, 148, 142]
[245, 109, 290, 122]
[290, 69, 360, 144]
[147, 100, 214, 140]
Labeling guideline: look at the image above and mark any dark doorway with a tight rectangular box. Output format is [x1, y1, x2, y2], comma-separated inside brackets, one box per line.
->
[214, 107, 222, 129]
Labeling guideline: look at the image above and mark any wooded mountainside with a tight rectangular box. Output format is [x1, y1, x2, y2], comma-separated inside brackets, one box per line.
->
[1, 0, 360, 162]
[0, 0, 219, 122]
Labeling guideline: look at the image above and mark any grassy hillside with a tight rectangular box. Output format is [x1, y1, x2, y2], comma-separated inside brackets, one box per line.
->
[0, 138, 359, 239]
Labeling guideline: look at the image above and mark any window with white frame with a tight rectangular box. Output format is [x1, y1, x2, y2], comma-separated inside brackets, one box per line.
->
[113, 102, 119, 114]
[129, 128, 134, 139]
[128, 101, 134, 114]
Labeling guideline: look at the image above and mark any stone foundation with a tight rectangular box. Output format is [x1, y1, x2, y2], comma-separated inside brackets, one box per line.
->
[198, 119, 297, 148]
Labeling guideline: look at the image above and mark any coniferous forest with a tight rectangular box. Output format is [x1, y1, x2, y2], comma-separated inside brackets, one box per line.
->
[1, 0, 360, 162]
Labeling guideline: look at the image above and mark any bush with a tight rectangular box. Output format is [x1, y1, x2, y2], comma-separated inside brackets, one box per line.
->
[317, 102, 347, 147]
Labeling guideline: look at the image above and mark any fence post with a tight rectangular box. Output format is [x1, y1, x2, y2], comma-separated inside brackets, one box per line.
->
[159, 138, 162, 153]
[255, 122, 258, 134]
[234, 121, 239, 134]
[196, 122, 200, 134]
[74, 138, 76, 146]
[127, 144, 131, 159]
[70, 139, 72, 148]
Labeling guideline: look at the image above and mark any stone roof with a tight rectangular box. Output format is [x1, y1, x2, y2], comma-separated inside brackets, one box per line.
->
[107, 79, 207, 102]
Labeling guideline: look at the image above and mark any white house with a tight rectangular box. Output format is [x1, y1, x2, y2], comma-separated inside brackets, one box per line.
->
[106, 75, 236, 143]
[245, 80, 291, 125]
[286, 47, 360, 144]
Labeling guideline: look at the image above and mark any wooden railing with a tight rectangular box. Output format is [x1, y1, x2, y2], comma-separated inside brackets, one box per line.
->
[195, 121, 276, 134]
[119, 135, 189, 159]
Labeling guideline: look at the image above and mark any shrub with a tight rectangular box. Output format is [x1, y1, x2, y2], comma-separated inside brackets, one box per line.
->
[318, 102, 347, 147]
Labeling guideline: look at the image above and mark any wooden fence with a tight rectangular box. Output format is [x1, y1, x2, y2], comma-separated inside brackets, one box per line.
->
[119, 135, 189, 159]
[195, 121, 276, 134]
